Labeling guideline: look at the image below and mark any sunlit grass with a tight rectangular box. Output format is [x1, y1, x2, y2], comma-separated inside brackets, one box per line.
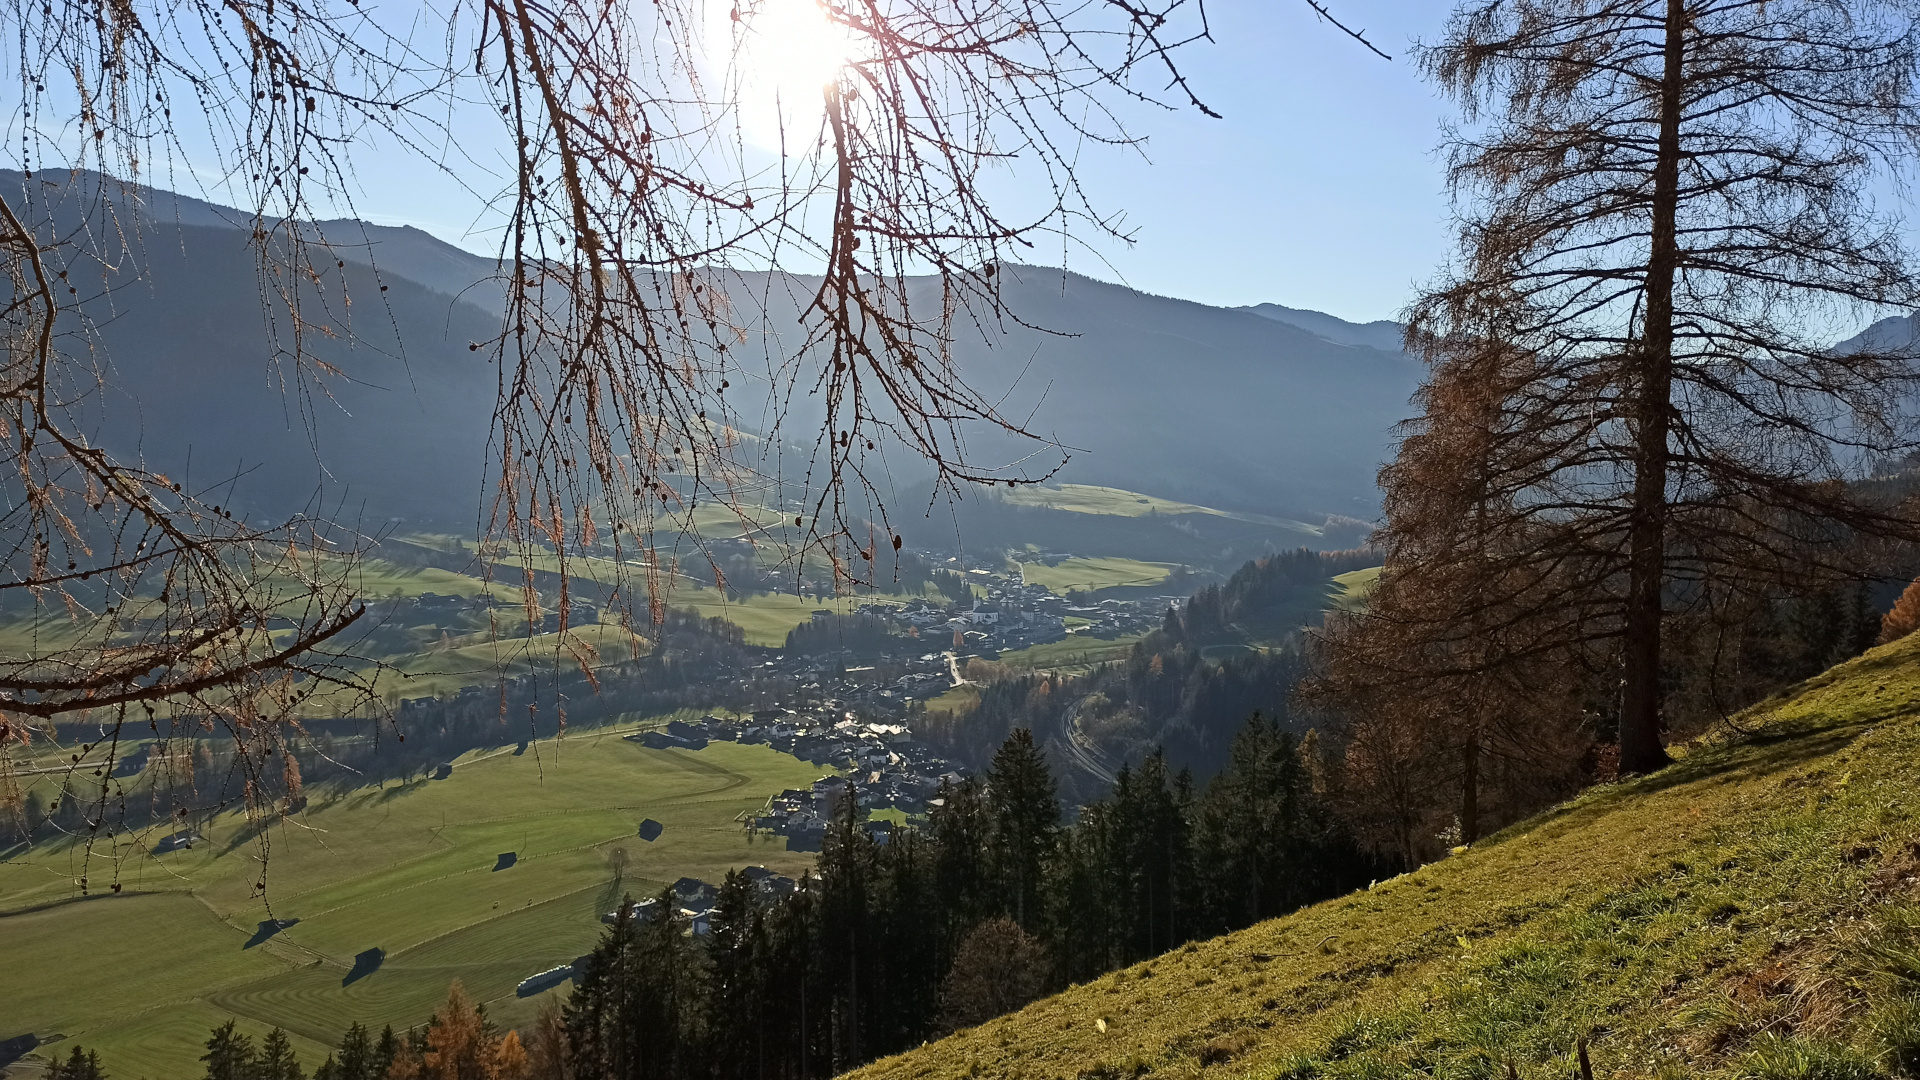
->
[1, 733, 836, 1077]
[995, 633, 1146, 674]
[998, 484, 1318, 534]
[1018, 557, 1175, 596]
[1328, 564, 1382, 612]
[850, 634, 1920, 1080]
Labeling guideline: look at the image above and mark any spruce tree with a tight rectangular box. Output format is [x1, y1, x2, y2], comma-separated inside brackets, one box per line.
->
[257, 1029, 303, 1080]
[817, 781, 875, 1071]
[1043, 809, 1120, 983]
[566, 895, 645, 1080]
[759, 879, 824, 1080]
[567, 887, 705, 1080]
[868, 828, 945, 1053]
[985, 729, 1058, 930]
[335, 1023, 375, 1080]
[372, 1027, 399, 1080]
[202, 1021, 257, 1080]
[705, 869, 768, 1080]
[1106, 752, 1193, 961]
[1194, 716, 1341, 924]
[49, 1045, 106, 1080]
[929, 777, 994, 937]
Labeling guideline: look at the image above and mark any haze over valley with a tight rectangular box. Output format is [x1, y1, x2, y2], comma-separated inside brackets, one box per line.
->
[9, 171, 1418, 535]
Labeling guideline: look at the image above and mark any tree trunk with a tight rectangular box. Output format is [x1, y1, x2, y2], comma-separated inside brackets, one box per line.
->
[1620, 0, 1685, 776]
[1460, 730, 1480, 845]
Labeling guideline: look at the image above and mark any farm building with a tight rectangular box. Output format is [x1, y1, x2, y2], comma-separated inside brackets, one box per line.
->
[516, 964, 575, 997]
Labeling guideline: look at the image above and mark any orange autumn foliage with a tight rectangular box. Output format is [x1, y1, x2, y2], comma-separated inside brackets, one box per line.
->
[1882, 577, 1920, 645]
[388, 981, 530, 1080]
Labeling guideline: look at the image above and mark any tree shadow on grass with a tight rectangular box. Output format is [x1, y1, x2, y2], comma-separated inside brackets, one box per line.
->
[597, 873, 625, 916]
[342, 947, 384, 986]
[376, 779, 430, 804]
[1476, 638, 1920, 851]
[1480, 710, 1890, 852]
[0, 1034, 42, 1069]
[244, 918, 299, 948]
[222, 818, 269, 855]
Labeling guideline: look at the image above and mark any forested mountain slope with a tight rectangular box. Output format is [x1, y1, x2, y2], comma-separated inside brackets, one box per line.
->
[1239, 303, 1407, 353]
[852, 635, 1920, 1080]
[5, 170, 1419, 528]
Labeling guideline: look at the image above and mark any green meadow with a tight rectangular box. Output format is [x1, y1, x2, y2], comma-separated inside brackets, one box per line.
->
[441, 548, 911, 648]
[994, 633, 1148, 674]
[345, 622, 650, 702]
[1328, 564, 1382, 612]
[0, 732, 833, 1079]
[657, 582, 905, 647]
[1017, 556, 1175, 595]
[997, 483, 1319, 534]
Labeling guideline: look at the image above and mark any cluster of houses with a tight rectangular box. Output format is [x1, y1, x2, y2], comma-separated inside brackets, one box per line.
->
[394, 553, 1176, 725]
[851, 565, 1172, 655]
[755, 767, 957, 851]
[627, 712, 962, 839]
[495, 555, 1192, 1003]
[1060, 598, 1168, 637]
[860, 590, 1072, 656]
[596, 871, 799, 934]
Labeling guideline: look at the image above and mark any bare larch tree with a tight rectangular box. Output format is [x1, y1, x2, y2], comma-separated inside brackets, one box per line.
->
[1306, 337, 1595, 862]
[1395, 0, 1920, 776]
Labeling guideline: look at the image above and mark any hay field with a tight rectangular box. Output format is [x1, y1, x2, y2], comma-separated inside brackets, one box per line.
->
[0, 733, 831, 1078]
[1328, 564, 1382, 612]
[1017, 557, 1175, 596]
[998, 484, 1317, 533]
[995, 634, 1147, 674]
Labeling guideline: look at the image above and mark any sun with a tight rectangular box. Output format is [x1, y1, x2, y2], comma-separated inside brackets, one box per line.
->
[721, 0, 858, 148]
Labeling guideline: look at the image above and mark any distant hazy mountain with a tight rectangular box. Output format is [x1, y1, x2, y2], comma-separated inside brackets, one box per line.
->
[6, 169, 501, 528]
[923, 271, 1421, 517]
[5, 170, 1421, 530]
[1835, 313, 1920, 355]
[1240, 303, 1408, 353]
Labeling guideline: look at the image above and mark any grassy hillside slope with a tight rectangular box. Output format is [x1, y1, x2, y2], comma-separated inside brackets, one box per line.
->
[853, 636, 1920, 1080]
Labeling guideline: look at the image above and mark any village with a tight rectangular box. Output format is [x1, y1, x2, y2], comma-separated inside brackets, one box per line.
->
[397, 550, 1190, 1002]
[631, 711, 964, 843]
[393, 552, 1175, 728]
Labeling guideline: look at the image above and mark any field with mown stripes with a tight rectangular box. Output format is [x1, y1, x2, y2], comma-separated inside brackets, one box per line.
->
[0, 731, 831, 1079]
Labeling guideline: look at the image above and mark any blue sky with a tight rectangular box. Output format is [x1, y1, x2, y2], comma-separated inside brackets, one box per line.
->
[327, 1, 1456, 324]
[1038, 0, 1455, 321]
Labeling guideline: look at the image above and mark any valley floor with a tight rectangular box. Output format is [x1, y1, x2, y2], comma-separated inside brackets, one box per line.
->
[1, 733, 826, 1078]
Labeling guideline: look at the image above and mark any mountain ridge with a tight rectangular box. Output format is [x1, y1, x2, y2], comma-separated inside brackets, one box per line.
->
[5, 169, 1422, 529]
[1239, 301, 1409, 353]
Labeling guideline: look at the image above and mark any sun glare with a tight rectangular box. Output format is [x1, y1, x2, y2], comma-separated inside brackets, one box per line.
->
[723, 0, 857, 148]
